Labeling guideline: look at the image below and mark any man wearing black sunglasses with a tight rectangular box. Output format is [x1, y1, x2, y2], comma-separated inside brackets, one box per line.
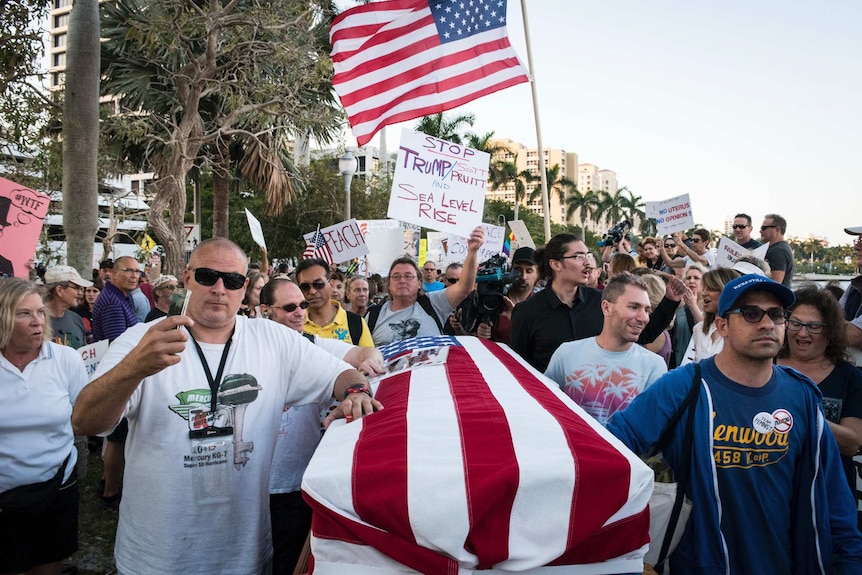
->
[260, 277, 384, 574]
[609, 274, 862, 573]
[731, 213, 761, 250]
[72, 238, 382, 575]
[296, 258, 374, 347]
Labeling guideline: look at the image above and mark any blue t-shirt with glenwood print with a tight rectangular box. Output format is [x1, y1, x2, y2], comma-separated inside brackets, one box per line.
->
[701, 359, 808, 574]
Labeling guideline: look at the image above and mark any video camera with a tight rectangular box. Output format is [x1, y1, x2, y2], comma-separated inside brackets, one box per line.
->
[456, 254, 522, 333]
[597, 219, 632, 247]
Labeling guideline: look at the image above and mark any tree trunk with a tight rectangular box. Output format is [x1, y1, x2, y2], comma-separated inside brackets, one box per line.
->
[62, 0, 99, 275]
[212, 140, 230, 238]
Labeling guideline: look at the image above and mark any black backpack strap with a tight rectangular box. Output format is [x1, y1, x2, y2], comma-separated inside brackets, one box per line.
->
[346, 310, 363, 344]
[301, 332, 315, 343]
[652, 363, 701, 573]
[416, 294, 444, 333]
[366, 304, 382, 332]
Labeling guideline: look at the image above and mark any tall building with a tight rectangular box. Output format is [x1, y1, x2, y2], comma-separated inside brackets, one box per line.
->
[577, 163, 600, 194]
[598, 169, 618, 194]
[486, 139, 578, 225]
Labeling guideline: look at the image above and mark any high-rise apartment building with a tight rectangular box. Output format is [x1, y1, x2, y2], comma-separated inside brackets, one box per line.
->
[486, 139, 578, 225]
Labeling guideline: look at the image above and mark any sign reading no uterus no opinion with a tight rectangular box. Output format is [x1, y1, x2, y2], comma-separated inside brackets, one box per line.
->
[388, 128, 489, 238]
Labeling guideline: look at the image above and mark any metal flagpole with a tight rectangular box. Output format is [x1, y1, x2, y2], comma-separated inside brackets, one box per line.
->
[520, 0, 552, 243]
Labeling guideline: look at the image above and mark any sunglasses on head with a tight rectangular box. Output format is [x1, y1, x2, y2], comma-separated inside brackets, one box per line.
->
[193, 268, 246, 290]
[274, 301, 310, 313]
[299, 280, 328, 293]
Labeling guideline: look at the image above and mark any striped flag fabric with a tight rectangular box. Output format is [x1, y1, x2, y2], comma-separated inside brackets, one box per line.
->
[330, 0, 530, 146]
[302, 337, 652, 574]
[302, 229, 334, 265]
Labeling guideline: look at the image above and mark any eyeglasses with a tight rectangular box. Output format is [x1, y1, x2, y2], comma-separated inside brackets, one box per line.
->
[117, 267, 142, 275]
[558, 253, 595, 262]
[445, 277, 458, 284]
[732, 224, 749, 230]
[725, 306, 790, 324]
[786, 318, 826, 334]
[422, 267, 436, 273]
[664, 243, 676, 248]
[760, 225, 778, 232]
[273, 301, 310, 313]
[193, 268, 247, 290]
[158, 285, 177, 291]
[390, 274, 417, 281]
[298, 280, 328, 293]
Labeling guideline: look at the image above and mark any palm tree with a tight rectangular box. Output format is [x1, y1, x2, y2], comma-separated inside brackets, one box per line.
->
[414, 112, 475, 144]
[565, 187, 602, 241]
[488, 154, 535, 221]
[618, 190, 649, 235]
[528, 163, 575, 206]
[599, 187, 631, 228]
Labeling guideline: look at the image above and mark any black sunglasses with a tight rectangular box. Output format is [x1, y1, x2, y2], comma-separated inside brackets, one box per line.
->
[193, 268, 246, 290]
[732, 224, 749, 230]
[299, 280, 328, 293]
[664, 243, 676, 248]
[445, 277, 458, 284]
[725, 306, 790, 324]
[274, 301, 310, 313]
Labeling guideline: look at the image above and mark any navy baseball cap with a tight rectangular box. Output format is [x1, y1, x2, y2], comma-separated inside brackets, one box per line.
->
[717, 274, 795, 318]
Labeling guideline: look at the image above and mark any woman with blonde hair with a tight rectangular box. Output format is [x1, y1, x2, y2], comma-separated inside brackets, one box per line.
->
[0, 278, 89, 575]
[681, 267, 741, 364]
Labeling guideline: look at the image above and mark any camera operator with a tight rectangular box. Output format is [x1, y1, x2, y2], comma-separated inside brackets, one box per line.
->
[473, 247, 539, 345]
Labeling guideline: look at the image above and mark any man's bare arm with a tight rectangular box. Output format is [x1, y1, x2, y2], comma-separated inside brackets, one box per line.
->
[445, 226, 486, 309]
[72, 316, 192, 435]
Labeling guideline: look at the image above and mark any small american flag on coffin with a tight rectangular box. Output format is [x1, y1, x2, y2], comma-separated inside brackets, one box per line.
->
[302, 336, 652, 574]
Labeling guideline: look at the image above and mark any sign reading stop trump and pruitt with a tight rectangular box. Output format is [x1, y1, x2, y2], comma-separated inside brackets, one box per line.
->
[388, 128, 489, 238]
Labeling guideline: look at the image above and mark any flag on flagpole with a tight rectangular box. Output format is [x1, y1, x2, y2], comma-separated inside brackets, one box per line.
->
[302, 228, 335, 265]
[330, 0, 530, 146]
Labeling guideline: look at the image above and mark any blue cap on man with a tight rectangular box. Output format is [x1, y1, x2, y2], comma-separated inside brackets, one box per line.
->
[717, 274, 795, 318]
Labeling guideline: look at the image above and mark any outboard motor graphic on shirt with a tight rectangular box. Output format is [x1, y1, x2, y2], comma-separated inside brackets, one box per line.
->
[218, 374, 262, 469]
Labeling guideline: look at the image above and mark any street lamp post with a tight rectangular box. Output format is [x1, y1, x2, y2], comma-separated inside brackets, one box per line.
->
[339, 149, 358, 220]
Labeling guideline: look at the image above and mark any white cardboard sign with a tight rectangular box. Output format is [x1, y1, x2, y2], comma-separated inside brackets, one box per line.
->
[244, 209, 267, 250]
[716, 236, 770, 269]
[645, 194, 694, 235]
[388, 128, 489, 237]
[80, 340, 110, 380]
[303, 218, 369, 263]
[443, 224, 506, 266]
[507, 220, 535, 249]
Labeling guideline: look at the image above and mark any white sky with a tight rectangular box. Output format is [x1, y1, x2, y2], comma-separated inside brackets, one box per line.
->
[338, 0, 861, 246]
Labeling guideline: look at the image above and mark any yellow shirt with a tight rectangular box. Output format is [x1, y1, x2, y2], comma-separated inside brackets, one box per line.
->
[304, 301, 375, 348]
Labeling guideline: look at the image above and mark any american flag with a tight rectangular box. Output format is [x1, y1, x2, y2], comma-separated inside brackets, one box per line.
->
[302, 337, 652, 573]
[378, 334, 461, 361]
[330, 0, 530, 146]
[302, 229, 334, 265]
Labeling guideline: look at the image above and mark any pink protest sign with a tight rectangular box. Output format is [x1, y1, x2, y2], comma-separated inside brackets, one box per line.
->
[0, 177, 50, 278]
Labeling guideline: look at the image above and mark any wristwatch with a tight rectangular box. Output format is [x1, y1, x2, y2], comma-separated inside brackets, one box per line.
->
[343, 383, 372, 400]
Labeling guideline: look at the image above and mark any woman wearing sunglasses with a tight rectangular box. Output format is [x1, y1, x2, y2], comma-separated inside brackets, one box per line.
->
[778, 286, 862, 505]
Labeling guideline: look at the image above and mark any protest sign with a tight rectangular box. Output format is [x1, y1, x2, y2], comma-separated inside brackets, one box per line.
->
[716, 236, 770, 269]
[303, 218, 369, 264]
[0, 177, 50, 278]
[244, 209, 267, 250]
[645, 194, 694, 236]
[388, 128, 489, 237]
[357, 219, 419, 276]
[507, 220, 535, 249]
[80, 340, 110, 380]
[444, 224, 506, 266]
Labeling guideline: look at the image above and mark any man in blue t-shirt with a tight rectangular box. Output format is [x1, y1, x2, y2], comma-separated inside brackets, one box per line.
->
[608, 274, 862, 574]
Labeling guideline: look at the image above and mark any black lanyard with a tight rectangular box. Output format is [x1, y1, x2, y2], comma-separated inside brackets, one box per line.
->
[187, 326, 235, 414]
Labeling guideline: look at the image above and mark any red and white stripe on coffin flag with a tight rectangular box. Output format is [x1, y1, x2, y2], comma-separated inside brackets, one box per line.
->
[329, 0, 530, 146]
[302, 229, 334, 265]
[302, 337, 652, 574]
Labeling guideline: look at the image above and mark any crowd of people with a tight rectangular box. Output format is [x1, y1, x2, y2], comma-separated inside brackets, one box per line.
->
[2, 215, 862, 575]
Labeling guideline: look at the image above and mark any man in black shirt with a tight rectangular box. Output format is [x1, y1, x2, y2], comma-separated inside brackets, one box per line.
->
[511, 234, 686, 372]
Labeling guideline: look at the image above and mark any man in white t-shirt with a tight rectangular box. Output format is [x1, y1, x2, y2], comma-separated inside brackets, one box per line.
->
[72, 238, 382, 575]
[368, 226, 485, 346]
[259, 278, 384, 575]
[544, 272, 667, 426]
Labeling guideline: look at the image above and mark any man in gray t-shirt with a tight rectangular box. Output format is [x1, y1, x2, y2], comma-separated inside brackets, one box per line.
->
[760, 213, 794, 287]
[369, 226, 485, 346]
[44, 265, 93, 349]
